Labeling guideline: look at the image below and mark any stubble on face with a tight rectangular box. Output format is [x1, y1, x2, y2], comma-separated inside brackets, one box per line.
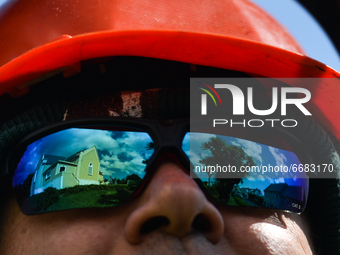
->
[0, 192, 313, 255]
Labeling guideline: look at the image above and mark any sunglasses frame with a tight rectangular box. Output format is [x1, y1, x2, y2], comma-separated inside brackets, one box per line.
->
[6, 117, 312, 214]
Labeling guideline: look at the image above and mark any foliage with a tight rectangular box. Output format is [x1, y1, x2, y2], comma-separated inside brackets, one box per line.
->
[126, 173, 142, 181]
[97, 188, 132, 205]
[227, 196, 238, 206]
[61, 184, 110, 194]
[116, 174, 142, 189]
[145, 142, 155, 151]
[199, 136, 256, 204]
[211, 178, 244, 204]
[200, 137, 255, 177]
[234, 196, 250, 206]
[142, 142, 154, 164]
[31, 187, 60, 212]
[24, 181, 140, 213]
[14, 173, 34, 202]
[22, 173, 144, 213]
[248, 193, 264, 206]
[203, 182, 219, 199]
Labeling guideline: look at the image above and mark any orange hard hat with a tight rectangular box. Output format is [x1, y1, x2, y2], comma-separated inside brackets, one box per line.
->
[0, 0, 340, 138]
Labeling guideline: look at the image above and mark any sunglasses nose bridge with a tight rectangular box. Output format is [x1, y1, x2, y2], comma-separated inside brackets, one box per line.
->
[148, 129, 190, 173]
[155, 140, 188, 162]
[157, 123, 182, 140]
[151, 120, 188, 150]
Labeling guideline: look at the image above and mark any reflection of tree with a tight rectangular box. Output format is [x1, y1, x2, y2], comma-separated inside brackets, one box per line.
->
[14, 173, 34, 202]
[126, 173, 143, 181]
[142, 142, 154, 164]
[145, 142, 155, 151]
[200, 137, 255, 204]
[126, 173, 143, 189]
[116, 174, 143, 189]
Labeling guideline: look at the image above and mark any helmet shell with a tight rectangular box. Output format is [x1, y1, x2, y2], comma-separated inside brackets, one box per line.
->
[0, 0, 303, 68]
[1, 0, 332, 89]
[0, 0, 340, 139]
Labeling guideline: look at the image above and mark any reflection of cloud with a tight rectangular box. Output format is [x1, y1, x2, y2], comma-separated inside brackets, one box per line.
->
[244, 177, 265, 181]
[274, 178, 285, 183]
[232, 139, 263, 164]
[246, 174, 265, 179]
[186, 133, 264, 167]
[268, 178, 285, 184]
[184, 133, 216, 166]
[14, 128, 154, 185]
[100, 167, 115, 175]
[117, 152, 134, 162]
[101, 154, 115, 161]
[269, 146, 287, 166]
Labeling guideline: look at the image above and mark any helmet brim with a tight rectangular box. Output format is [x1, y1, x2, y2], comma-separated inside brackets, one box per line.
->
[0, 30, 340, 139]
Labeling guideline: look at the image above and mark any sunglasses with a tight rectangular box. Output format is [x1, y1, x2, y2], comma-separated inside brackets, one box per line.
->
[7, 118, 309, 215]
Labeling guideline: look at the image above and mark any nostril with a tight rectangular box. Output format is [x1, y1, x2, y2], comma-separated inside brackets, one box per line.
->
[192, 213, 212, 233]
[141, 216, 170, 234]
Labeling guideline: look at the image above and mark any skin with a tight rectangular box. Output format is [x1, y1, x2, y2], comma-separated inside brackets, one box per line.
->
[0, 158, 313, 255]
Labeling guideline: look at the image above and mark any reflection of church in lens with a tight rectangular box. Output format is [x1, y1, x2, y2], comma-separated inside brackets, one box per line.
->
[30, 146, 104, 195]
[263, 183, 305, 212]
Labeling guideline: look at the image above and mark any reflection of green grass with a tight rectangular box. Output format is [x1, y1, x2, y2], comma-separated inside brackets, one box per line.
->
[227, 196, 238, 206]
[47, 189, 119, 211]
[23, 184, 134, 214]
[234, 197, 249, 206]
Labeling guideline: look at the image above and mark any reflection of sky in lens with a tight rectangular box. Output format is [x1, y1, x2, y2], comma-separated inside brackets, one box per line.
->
[183, 132, 307, 179]
[184, 132, 301, 170]
[13, 128, 154, 186]
[238, 178, 308, 197]
[183, 132, 309, 203]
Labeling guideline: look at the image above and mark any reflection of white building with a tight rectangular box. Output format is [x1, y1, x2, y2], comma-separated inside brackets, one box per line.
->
[233, 186, 262, 199]
[30, 146, 103, 195]
[264, 183, 305, 211]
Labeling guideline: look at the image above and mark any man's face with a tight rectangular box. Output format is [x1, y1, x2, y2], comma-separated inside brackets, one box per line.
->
[0, 88, 314, 255]
[1, 159, 313, 254]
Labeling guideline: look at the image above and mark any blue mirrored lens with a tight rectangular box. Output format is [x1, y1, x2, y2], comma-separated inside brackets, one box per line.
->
[182, 132, 308, 213]
[13, 128, 154, 214]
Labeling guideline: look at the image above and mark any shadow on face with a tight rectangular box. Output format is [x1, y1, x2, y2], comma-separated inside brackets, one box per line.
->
[0, 159, 313, 255]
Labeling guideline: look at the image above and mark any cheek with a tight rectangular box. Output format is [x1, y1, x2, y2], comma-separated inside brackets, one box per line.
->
[1, 200, 129, 255]
[249, 217, 311, 255]
[40, 217, 121, 254]
[219, 208, 313, 255]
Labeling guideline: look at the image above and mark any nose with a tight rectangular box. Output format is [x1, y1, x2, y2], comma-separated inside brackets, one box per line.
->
[124, 161, 224, 244]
